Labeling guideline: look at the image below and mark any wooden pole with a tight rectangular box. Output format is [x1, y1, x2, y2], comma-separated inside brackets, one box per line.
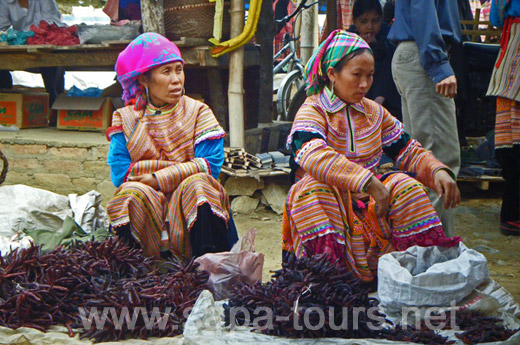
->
[326, 0, 337, 37]
[228, 0, 245, 147]
[257, 0, 275, 123]
[300, 0, 319, 65]
[141, 0, 165, 35]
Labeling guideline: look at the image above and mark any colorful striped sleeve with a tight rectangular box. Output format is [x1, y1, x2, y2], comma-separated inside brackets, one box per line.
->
[153, 158, 210, 193]
[394, 138, 455, 189]
[295, 137, 374, 193]
[380, 106, 404, 146]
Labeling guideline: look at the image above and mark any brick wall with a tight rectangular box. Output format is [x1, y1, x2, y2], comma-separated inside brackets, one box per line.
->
[0, 140, 115, 206]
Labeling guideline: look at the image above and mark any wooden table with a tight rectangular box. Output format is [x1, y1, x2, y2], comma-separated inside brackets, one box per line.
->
[0, 39, 261, 129]
[0, 39, 260, 70]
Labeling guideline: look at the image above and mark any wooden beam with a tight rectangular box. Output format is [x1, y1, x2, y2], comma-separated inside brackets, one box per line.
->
[207, 68, 228, 129]
[141, 0, 165, 35]
[257, 0, 275, 123]
[0, 44, 261, 70]
[326, 0, 337, 37]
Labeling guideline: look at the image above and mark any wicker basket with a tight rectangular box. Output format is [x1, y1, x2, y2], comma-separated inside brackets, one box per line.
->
[164, 0, 231, 41]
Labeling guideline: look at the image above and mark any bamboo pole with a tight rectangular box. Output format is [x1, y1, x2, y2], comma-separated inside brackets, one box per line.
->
[140, 0, 165, 35]
[228, 0, 245, 147]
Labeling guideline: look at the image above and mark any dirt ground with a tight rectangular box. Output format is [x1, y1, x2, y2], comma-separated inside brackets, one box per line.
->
[232, 181, 520, 305]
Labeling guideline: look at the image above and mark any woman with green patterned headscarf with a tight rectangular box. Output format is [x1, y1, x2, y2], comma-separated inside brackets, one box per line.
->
[282, 30, 462, 282]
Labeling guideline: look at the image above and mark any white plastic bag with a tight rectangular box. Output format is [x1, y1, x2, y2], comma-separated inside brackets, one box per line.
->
[195, 228, 264, 301]
[377, 242, 490, 312]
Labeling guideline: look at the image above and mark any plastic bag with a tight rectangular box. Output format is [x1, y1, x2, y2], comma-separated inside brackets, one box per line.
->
[195, 228, 264, 301]
[377, 242, 490, 313]
[77, 22, 140, 44]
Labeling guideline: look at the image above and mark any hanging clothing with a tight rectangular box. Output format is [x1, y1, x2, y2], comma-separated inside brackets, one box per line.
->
[106, 96, 231, 259]
[319, 0, 354, 42]
[282, 90, 461, 282]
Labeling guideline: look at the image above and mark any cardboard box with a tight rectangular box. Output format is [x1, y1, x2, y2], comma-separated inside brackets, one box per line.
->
[53, 94, 114, 132]
[0, 90, 49, 128]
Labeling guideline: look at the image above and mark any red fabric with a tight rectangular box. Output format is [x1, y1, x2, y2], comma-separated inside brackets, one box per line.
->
[392, 225, 461, 251]
[27, 21, 79, 46]
[304, 233, 348, 264]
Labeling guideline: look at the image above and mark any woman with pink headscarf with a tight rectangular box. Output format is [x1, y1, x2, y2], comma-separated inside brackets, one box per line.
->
[106, 33, 237, 260]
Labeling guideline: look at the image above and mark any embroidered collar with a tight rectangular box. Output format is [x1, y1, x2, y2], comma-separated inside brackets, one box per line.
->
[318, 86, 368, 115]
[144, 100, 180, 116]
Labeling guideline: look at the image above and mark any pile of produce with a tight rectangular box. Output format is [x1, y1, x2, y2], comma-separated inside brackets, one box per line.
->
[450, 310, 518, 344]
[223, 253, 391, 338]
[224, 253, 518, 344]
[0, 238, 209, 343]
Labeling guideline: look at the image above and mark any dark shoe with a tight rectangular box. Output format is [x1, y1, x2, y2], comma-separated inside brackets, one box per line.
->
[500, 221, 520, 236]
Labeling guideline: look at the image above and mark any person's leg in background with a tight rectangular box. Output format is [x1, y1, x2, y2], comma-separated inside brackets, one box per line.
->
[392, 42, 461, 237]
[495, 146, 520, 235]
[494, 97, 520, 236]
[40, 67, 65, 108]
[0, 70, 13, 89]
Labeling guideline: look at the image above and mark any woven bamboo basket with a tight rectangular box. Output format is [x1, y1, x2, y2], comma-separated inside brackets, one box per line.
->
[163, 0, 231, 41]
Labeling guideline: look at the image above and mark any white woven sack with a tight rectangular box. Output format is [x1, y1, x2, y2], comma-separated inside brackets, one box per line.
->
[377, 242, 489, 312]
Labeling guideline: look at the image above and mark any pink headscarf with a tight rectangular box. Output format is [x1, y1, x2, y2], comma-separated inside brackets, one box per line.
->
[115, 32, 184, 110]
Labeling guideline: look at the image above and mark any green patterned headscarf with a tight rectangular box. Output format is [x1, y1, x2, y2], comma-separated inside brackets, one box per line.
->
[304, 30, 371, 96]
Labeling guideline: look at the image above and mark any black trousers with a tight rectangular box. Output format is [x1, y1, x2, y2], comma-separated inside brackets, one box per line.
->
[115, 203, 232, 258]
[495, 146, 520, 225]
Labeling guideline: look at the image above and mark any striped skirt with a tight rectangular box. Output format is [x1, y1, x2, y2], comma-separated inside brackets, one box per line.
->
[487, 19, 520, 102]
[495, 97, 520, 148]
[107, 172, 230, 259]
[282, 172, 461, 282]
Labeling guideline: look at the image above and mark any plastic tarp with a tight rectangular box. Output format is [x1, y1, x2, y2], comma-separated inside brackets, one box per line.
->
[0, 325, 182, 345]
[0, 184, 109, 254]
[182, 284, 520, 345]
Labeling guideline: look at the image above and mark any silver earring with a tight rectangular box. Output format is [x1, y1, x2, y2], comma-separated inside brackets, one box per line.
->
[331, 81, 335, 94]
[145, 87, 150, 101]
[182, 88, 185, 96]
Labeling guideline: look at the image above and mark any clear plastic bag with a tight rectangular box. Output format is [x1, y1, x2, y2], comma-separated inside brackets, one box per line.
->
[195, 228, 264, 301]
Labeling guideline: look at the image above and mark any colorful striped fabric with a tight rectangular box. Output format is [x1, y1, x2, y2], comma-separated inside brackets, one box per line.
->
[304, 30, 371, 96]
[487, 21, 520, 102]
[282, 92, 460, 281]
[106, 96, 229, 259]
[319, 0, 354, 42]
[495, 97, 520, 148]
[115, 33, 184, 110]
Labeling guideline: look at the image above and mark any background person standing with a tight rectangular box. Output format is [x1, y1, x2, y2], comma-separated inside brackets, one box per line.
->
[388, 0, 462, 237]
[0, 0, 65, 109]
[486, 0, 520, 236]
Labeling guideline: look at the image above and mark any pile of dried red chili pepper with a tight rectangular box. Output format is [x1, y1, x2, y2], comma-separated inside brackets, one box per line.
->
[223, 253, 519, 344]
[0, 238, 209, 342]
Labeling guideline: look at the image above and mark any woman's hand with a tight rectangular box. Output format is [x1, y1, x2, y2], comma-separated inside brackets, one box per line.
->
[434, 170, 461, 209]
[127, 174, 160, 190]
[366, 176, 390, 218]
